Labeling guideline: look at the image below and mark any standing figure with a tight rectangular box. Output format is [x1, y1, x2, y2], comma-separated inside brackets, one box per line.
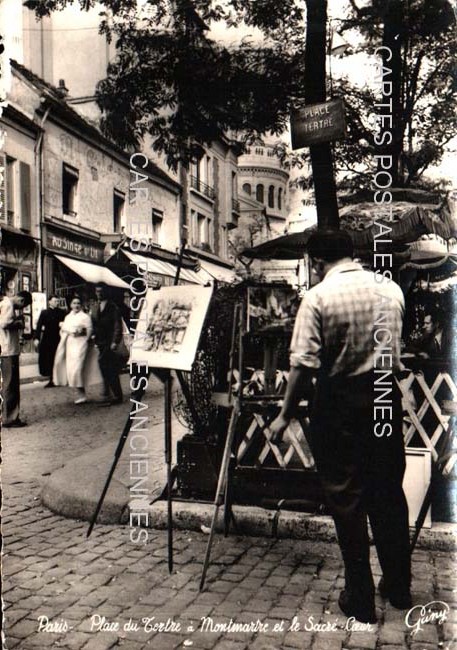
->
[53, 296, 93, 404]
[0, 290, 33, 427]
[34, 295, 65, 387]
[270, 230, 411, 624]
[91, 283, 123, 405]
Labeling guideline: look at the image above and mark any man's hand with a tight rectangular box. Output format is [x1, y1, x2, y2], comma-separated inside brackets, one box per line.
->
[269, 414, 290, 445]
[110, 342, 118, 351]
[33, 338, 40, 350]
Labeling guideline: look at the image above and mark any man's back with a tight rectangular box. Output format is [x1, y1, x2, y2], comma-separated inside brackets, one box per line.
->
[290, 262, 404, 377]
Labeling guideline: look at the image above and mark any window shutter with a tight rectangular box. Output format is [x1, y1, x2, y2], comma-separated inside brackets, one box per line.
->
[19, 161, 31, 231]
[0, 152, 7, 222]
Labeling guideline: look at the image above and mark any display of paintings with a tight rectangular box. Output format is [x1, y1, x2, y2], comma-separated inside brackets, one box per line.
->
[247, 285, 300, 332]
[130, 285, 213, 371]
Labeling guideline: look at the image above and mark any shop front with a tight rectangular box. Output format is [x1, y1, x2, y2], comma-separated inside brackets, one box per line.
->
[42, 220, 128, 309]
[0, 225, 39, 343]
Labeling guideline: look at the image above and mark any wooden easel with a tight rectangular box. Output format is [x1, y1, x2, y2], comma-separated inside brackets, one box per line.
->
[199, 310, 312, 591]
[87, 245, 189, 574]
[199, 301, 244, 590]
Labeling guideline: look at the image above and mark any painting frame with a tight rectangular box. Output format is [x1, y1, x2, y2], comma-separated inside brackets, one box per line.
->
[130, 285, 213, 371]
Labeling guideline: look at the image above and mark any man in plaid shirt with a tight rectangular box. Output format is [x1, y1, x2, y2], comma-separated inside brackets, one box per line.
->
[271, 230, 411, 624]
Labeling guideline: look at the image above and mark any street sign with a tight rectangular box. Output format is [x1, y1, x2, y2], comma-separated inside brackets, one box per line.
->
[290, 99, 346, 149]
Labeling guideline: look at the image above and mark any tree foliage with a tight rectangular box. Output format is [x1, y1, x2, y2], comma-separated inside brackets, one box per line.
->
[26, 0, 307, 169]
[26, 0, 456, 185]
[333, 0, 457, 189]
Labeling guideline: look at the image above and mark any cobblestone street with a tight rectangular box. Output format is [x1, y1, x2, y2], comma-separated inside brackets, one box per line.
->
[2, 380, 457, 650]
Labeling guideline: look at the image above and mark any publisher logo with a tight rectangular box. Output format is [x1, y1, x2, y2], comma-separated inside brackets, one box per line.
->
[405, 601, 449, 635]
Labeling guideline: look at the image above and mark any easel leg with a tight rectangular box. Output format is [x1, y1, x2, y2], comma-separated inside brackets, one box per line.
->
[410, 481, 433, 553]
[87, 367, 149, 537]
[199, 401, 240, 591]
[164, 371, 173, 573]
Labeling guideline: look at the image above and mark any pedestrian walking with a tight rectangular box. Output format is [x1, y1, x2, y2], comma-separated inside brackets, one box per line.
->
[270, 230, 411, 624]
[0, 291, 33, 427]
[33, 295, 65, 387]
[91, 283, 123, 405]
[53, 296, 93, 404]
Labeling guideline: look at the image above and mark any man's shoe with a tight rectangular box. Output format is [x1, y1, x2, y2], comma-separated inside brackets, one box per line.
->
[378, 578, 412, 609]
[338, 590, 377, 624]
[44, 381, 55, 388]
[74, 397, 87, 405]
[3, 419, 28, 428]
[110, 397, 123, 405]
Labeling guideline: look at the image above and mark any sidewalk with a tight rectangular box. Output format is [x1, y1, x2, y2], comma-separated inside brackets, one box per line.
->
[20, 351, 40, 383]
[40, 415, 457, 552]
[2, 381, 456, 650]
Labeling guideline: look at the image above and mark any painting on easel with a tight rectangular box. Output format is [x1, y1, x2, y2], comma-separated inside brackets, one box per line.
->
[247, 284, 300, 332]
[130, 285, 213, 371]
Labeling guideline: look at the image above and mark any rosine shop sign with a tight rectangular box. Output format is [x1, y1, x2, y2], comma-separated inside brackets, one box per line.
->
[45, 225, 105, 263]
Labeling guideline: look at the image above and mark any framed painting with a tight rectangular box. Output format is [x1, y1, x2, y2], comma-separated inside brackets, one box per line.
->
[130, 285, 213, 371]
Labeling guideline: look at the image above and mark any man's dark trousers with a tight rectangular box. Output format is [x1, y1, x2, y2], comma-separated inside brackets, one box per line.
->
[1, 355, 20, 424]
[98, 347, 122, 401]
[309, 371, 411, 609]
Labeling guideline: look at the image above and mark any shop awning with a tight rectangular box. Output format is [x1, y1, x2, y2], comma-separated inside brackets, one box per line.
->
[55, 254, 129, 289]
[199, 260, 236, 283]
[123, 250, 205, 284]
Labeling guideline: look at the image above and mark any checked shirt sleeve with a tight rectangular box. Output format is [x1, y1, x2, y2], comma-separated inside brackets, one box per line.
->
[290, 290, 322, 370]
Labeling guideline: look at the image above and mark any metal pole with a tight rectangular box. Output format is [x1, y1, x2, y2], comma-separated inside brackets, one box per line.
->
[164, 371, 173, 573]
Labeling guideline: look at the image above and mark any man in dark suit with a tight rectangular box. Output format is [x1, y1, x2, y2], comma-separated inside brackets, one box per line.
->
[91, 283, 123, 405]
[417, 311, 450, 358]
[34, 295, 65, 387]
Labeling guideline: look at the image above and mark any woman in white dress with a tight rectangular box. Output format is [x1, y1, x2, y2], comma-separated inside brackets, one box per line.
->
[53, 296, 93, 404]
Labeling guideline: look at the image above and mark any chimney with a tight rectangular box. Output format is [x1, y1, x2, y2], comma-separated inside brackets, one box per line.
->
[56, 79, 69, 99]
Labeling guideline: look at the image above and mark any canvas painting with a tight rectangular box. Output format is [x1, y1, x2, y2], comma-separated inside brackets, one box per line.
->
[247, 285, 300, 332]
[130, 285, 213, 371]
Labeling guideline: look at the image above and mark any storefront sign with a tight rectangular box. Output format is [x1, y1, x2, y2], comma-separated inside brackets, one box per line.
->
[290, 99, 346, 149]
[44, 225, 105, 263]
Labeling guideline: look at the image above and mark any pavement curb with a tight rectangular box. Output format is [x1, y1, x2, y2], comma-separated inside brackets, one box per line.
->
[41, 451, 130, 525]
[41, 446, 457, 551]
[148, 500, 456, 551]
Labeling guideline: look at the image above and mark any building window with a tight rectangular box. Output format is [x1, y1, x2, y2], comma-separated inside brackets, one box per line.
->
[62, 163, 78, 217]
[278, 188, 283, 210]
[197, 213, 207, 244]
[268, 185, 275, 208]
[152, 208, 163, 245]
[190, 155, 215, 200]
[220, 225, 227, 258]
[113, 190, 125, 233]
[19, 162, 31, 232]
[6, 157, 15, 225]
[1, 157, 31, 230]
[205, 156, 212, 186]
[242, 183, 251, 195]
[256, 184, 264, 203]
[196, 212, 212, 250]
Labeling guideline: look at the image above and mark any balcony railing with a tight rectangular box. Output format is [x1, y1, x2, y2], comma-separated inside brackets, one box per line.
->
[232, 198, 240, 213]
[190, 175, 215, 201]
